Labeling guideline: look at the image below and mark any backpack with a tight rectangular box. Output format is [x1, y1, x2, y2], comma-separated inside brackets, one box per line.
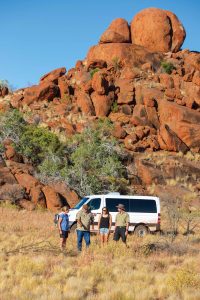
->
[54, 213, 60, 226]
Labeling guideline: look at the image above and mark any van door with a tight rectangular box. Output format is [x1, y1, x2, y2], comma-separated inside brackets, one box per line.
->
[129, 198, 157, 232]
[86, 197, 102, 232]
[105, 197, 129, 231]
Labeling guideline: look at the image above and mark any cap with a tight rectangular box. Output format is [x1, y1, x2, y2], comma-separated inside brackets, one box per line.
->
[116, 204, 125, 210]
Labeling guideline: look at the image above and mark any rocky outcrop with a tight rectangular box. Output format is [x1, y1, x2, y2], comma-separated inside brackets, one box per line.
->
[131, 8, 186, 53]
[87, 43, 162, 68]
[0, 7, 200, 210]
[100, 18, 131, 43]
[40, 67, 66, 84]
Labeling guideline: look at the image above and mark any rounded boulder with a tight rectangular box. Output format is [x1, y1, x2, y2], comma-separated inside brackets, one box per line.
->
[131, 8, 186, 53]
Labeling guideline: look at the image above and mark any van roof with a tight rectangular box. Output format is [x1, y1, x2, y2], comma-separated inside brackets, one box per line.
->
[86, 193, 159, 200]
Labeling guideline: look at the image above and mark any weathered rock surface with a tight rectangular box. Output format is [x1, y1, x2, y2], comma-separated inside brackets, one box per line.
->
[87, 43, 162, 68]
[100, 18, 131, 43]
[40, 67, 66, 84]
[131, 8, 186, 53]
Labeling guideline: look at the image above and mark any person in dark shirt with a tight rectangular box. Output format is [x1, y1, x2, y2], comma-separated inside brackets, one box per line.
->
[97, 207, 112, 246]
[58, 206, 70, 250]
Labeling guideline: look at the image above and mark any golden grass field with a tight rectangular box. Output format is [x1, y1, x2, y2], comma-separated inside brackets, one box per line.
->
[0, 206, 200, 300]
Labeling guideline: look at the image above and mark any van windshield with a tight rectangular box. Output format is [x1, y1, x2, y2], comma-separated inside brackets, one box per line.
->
[73, 197, 89, 209]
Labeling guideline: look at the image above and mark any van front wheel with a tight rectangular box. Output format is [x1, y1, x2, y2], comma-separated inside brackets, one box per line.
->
[134, 225, 149, 237]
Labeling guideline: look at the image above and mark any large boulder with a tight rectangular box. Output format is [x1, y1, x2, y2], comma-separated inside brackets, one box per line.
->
[42, 186, 63, 211]
[91, 71, 108, 95]
[40, 67, 66, 84]
[87, 43, 162, 68]
[15, 173, 40, 193]
[76, 90, 95, 115]
[100, 18, 131, 43]
[30, 186, 46, 208]
[158, 124, 189, 153]
[0, 167, 17, 185]
[23, 82, 59, 106]
[91, 91, 114, 117]
[50, 182, 79, 208]
[115, 78, 135, 104]
[131, 8, 186, 53]
[158, 99, 200, 151]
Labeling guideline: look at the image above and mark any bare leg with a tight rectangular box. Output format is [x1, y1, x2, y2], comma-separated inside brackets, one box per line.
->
[100, 234, 105, 247]
[60, 237, 66, 250]
[104, 233, 109, 243]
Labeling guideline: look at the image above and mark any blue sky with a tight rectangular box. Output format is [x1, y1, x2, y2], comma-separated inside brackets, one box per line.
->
[1, 0, 200, 89]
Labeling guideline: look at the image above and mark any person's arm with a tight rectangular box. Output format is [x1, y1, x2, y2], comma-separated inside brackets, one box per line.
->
[114, 214, 118, 232]
[109, 214, 112, 231]
[126, 214, 130, 235]
[58, 216, 62, 234]
[76, 211, 84, 228]
[97, 214, 101, 231]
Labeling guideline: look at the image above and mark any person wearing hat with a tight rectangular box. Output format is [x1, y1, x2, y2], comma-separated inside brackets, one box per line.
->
[76, 204, 94, 251]
[113, 204, 130, 244]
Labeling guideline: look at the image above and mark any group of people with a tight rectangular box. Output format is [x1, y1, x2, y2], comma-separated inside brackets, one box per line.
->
[57, 203, 130, 251]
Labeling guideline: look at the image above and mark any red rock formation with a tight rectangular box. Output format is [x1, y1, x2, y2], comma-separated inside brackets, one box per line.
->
[131, 8, 185, 53]
[87, 43, 162, 68]
[100, 18, 131, 43]
[40, 67, 66, 84]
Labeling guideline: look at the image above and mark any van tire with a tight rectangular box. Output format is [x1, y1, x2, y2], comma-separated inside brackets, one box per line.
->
[70, 223, 77, 232]
[134, 225, 149, 237]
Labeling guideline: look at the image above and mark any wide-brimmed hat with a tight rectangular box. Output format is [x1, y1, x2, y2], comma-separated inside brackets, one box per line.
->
[116, 204, 125, 210]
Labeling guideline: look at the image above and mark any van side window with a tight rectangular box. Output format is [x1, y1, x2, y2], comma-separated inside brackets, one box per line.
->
[105, 198, 129, 212]
[130, 199, 157, 213]
[87, 198, 101, 210]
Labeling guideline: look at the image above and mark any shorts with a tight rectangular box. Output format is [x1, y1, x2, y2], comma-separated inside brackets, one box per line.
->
[99, 228, 109, 234]
[113, 227, 127, 243]
[60, 230, 69, 238]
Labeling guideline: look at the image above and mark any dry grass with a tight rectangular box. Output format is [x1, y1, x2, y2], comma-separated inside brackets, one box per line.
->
[0, 206, 200, 300]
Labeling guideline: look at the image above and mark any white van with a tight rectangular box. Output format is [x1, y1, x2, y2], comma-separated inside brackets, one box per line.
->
[68, 193, 161, 236]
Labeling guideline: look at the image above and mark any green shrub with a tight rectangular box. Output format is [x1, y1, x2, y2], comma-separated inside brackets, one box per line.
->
[17, 125, 63, 164]
[161, 61, 175, 74]
[90, 68, 100, 78]
[60, 120, 127, 196]
[0, 109, 26, 144]
[111, 101, 119, 113]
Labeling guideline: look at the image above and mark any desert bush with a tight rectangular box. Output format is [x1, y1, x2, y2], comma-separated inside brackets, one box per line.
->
[89, 68, 99, 78]
[167, 268, 200, 294]
[0, 109, 26, 143]
[17, 125, 63, 164]
[60, 120, 127, 196]
[0, 79, 13, 91]
[0, 184, 25, 203]
[111, 101, 119, 113]
[161, 61, 175, 74]
[112, 57, 122, 71]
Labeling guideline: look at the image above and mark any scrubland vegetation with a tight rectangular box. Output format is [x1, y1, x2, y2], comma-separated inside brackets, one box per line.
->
[0, 109, 126, 196]
[0, 206, 199, 300]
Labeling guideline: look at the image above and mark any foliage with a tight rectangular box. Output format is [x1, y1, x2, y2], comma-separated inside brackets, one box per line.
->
[89, 68, 100, 78]
[112, 57, 122, 71]
[167, 268, 199, 294]
[161, 61, 175, 74]
[17, 125, 63, 164]
[111, 101, 119, 113]
[0, 110, 127, 196]
[37, 119, 127, 196]
[0, 109, 26, 143]
[0, 79, 14, 92]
